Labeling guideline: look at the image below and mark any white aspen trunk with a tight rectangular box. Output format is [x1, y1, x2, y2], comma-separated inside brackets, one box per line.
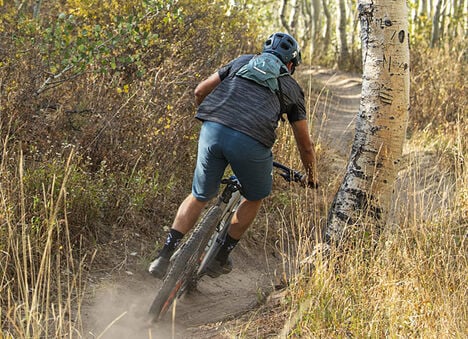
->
[431, 0, 443, 47]
[289, 0, 300, 37]
[280, 0, 292, 32]
[322, 0, 332, 53]
[33, 0, 42, 19]
[336, 0, 350, 67]
[326, 0, 410, 244]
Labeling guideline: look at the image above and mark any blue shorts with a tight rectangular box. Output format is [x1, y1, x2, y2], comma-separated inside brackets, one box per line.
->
[192, 121, 273, 202]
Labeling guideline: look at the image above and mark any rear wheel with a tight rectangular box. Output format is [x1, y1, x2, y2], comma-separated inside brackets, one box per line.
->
[148, 206, 222, 321]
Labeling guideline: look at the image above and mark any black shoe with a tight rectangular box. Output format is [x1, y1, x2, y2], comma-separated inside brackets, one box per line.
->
[206, 257, 233, 278]
[148, 256, 170, 279]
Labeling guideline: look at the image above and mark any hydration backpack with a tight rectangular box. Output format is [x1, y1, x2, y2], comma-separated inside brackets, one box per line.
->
[236, 53, 289, 120]
[235, 53, 289, 93]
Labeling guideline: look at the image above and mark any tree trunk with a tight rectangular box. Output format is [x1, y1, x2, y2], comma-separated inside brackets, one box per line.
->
[326, 0, 410, 244]
[312, 0, 321, 43]
[430, 0, 443, 47]
[322, 0, 332, 54]
[419, 0, 428, 16]
[289, 0, 300, 37]
[280, 0, 292, 32]
[33, 0, 42, 19]
[455, 0, 467, 38]
[301, 0, 312, 54]
[336, 0, 350, 68]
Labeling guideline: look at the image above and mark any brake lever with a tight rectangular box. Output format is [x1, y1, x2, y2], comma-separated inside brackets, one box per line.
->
[279, 172, 291, 182]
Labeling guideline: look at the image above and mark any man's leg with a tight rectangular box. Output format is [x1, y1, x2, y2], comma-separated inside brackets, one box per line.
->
[158, 193, 208, 257]
[150, 122, 227, 279]
[149, 194, 207, 278]
[172, 193, 208, 234]
[206, 198, 262, 277]
[228, 198, 263, 238]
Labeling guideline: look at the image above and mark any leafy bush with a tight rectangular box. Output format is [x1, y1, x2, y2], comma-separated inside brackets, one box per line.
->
[1, 0, 261, 235]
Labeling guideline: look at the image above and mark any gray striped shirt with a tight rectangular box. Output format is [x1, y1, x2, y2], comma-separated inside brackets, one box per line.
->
[195, 54, 306, 148]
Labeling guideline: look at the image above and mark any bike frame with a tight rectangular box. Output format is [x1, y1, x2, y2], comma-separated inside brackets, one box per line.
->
[197, 176, 242, 277]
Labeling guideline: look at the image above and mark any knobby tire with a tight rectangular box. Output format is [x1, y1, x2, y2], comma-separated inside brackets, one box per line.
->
[148, 205, 223, 321]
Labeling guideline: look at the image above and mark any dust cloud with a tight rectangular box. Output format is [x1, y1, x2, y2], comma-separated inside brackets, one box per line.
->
[81, 273, 188, 338]
[81, 247, 279, 338]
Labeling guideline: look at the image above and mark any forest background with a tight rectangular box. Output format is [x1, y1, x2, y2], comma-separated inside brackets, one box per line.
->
[0, 0, 466, 337]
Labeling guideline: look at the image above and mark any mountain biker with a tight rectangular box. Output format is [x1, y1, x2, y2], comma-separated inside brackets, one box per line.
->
[149, 32, 318, 279]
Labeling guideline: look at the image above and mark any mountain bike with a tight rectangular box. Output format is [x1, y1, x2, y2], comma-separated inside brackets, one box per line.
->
[148, 161, 304, 322]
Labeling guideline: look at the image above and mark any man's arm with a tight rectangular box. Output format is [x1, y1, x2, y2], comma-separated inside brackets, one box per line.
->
[290, 119, 318, 188]
[194, 72, 222, 106]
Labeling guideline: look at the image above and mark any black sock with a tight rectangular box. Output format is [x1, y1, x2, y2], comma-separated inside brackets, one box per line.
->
[159, 229, 184, 258]
[215, 233, 239, 264]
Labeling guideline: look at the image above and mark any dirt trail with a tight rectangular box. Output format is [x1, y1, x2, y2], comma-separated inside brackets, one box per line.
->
[81, 68, 362, 338]
[82, 244, 284, 338]
[305, 67, 361, 156]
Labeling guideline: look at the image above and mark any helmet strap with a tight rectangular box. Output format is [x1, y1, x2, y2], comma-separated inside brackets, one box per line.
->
[286, 62, 295, 75]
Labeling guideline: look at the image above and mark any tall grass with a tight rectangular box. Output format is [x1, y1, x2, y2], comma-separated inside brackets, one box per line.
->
[0, 137, 91, 337]
[233, 130, 467, 336]
[280, 134, 467, 337]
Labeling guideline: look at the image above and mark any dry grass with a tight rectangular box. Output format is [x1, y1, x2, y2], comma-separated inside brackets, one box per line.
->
[234, 126, 467, 339]
[0, 144, 93, 337]
[280, 147, 467, 337]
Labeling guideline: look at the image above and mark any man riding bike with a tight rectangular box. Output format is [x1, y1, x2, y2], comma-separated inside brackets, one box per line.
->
[149, 32, 318, 279]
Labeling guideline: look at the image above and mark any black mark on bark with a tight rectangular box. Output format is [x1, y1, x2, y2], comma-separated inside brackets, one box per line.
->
[398, 30, 405, 43]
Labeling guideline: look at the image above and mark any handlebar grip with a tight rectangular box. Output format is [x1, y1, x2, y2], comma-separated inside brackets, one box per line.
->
[273, 161, 303, 183]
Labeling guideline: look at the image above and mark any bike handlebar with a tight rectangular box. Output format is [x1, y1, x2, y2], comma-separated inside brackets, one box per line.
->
[220, 161, 304, 193]
[273, 161, 304, 183]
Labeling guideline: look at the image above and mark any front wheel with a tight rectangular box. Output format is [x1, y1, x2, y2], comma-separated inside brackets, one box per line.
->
[148, 206, 223, 321]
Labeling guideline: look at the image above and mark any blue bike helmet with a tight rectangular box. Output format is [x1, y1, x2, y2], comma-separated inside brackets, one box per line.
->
[262, 32, 302, 67]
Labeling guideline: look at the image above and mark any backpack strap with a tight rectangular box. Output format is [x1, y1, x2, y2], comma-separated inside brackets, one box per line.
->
[276, 78, 286, 122]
